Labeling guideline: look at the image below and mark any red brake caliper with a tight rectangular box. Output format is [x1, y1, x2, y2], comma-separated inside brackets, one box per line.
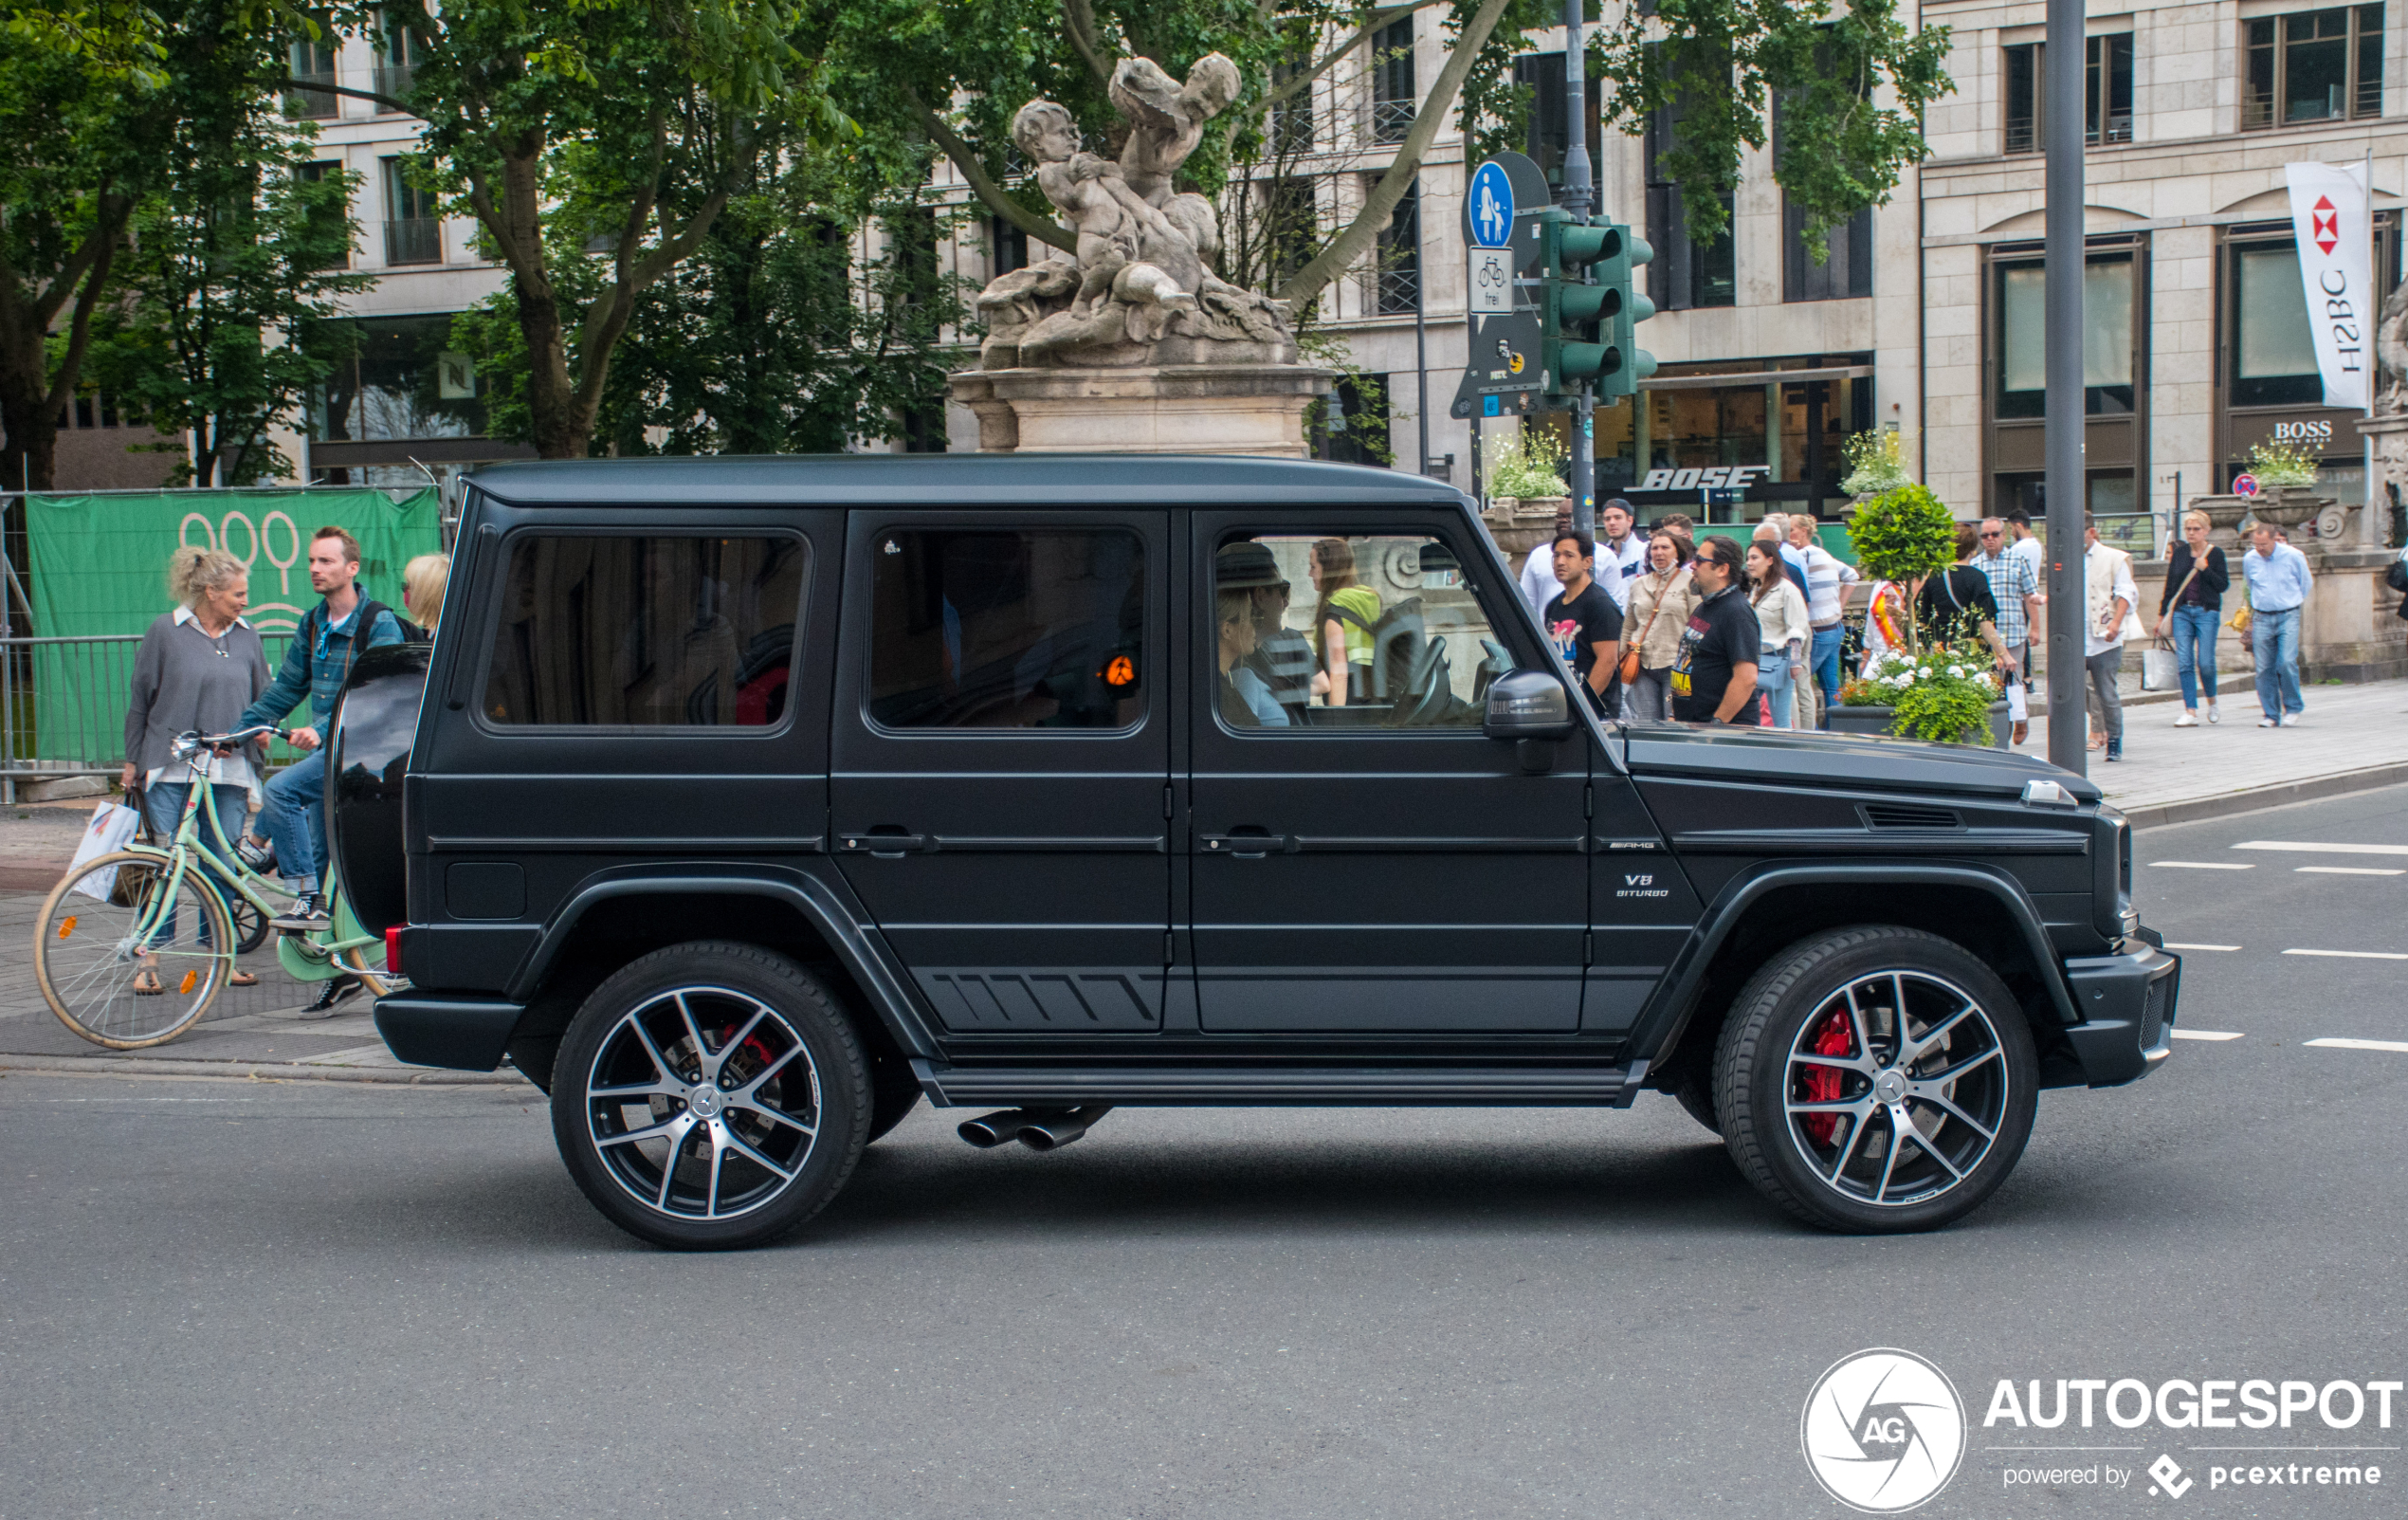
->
[1800, 1010, 1854, 1146]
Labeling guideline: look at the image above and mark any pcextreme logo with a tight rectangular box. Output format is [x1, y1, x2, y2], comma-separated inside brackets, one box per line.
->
[1801, 1349, 1967, 1512]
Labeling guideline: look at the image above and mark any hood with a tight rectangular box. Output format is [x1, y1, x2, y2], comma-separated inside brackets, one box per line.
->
[1615, 722, 2103, 803]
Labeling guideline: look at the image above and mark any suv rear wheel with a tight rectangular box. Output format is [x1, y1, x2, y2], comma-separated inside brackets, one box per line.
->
[551, 942, 869, 1250]
[1713, 925, 2037, 1234]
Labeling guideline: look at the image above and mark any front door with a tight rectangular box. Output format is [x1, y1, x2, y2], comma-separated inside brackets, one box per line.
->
[1188, 514, 1590, 1033]
[831, 512, 1172, 1035]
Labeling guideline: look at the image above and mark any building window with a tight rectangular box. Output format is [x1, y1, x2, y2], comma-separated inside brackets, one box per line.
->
[483, 537, 807, 729]
[1514, 51, 1601, 199]
[284, 28, 338, 120]
[2232, 242, 2327, 407]
[1993, 253, 2137, 418]
[294, 161, 353, 270]
[375, 7, 421, 105]
[2003, 34, 2134, 155]
[1371, 18, 1415, 144]
[1269, 52, 1316, 154]
[1645, 44, 1736, 311]
[990, 214, 1029, 280]
[381, 159, 439, 265]
[1258, 176, 1318, 288]
[311, 313, 484, 445]
[1777, 85, 1870, 302]
[1376, 181, 1419, 315]
[2245, 6, 2383, 129]
[1314, 375, 1389, 467]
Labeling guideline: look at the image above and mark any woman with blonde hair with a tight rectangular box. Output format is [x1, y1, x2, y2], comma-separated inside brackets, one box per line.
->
[120, 546, 272, 991]
[1306, 538, 1379, 705]
[403, 552, 449, 635]
[1619, 527, 1696, 721]
[2153, 508, 2228, 725]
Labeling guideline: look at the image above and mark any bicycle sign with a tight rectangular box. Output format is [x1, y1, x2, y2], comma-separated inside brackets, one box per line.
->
[1469, 247, 1513, 314]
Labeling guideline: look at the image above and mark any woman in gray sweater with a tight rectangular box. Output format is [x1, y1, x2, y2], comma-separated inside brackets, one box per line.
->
[121, 547, 272, 992]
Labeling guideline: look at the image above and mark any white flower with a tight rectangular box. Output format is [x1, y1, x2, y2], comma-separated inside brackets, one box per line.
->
[1947, 665, 1964, 679]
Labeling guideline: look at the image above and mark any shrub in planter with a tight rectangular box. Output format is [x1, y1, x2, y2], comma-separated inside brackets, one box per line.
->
[1841, 645, 2004, 744]
[1839, 429, 1915, 499]
[1846, 483, 1957, 651]
[1484, 430, 1569, 502]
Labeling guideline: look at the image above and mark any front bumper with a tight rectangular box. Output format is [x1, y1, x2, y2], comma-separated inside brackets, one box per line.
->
[2056, 939, 2181, 1088]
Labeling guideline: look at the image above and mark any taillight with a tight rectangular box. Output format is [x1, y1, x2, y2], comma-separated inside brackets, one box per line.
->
[384, 925, 405, 979]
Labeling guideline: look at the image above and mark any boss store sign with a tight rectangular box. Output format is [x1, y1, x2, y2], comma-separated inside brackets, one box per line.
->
[2225, 409, 2365, 485]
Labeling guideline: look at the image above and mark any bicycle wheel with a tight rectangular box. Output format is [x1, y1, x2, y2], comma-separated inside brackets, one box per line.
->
[225, 888, 272, 956]
[35, 851, 234, 1049]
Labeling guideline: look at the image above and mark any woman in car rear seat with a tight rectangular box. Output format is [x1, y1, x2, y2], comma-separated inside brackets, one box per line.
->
[1306, 538, 1379, 706]
[1216, 587, 1286, 727]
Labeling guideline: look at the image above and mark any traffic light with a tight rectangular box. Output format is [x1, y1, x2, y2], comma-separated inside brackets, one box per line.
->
[1536, 209, 1611, 399]
[1595, 221, 1657, 402]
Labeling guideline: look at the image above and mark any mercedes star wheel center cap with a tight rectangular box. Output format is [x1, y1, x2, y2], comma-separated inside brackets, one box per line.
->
[689, 1087, 723, 1119]
[1873, 1070, 1907, 1105]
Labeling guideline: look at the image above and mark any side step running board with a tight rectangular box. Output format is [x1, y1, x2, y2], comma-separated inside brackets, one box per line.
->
[911, 1061, 1639, 1108]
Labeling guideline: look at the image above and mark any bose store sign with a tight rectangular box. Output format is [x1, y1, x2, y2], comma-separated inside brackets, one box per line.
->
[1637, 464, 1776, 491]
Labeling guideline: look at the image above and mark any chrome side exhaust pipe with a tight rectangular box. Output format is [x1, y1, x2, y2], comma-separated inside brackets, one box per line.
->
[1014, 1106, 1112, 1152]
[958, 1109, 1033, 1147]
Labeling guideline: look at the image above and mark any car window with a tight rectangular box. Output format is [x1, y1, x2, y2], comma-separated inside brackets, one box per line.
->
[482, 535, 806, 727]
[1212, 532, 1508, 732]
[867, 527, 1145, 730]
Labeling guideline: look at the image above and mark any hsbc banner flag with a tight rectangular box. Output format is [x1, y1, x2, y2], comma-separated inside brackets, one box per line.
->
[2284, 160, 2374, 411]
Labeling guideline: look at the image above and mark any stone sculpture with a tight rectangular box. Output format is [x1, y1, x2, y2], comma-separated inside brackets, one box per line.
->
[973, 52, 1297, 369]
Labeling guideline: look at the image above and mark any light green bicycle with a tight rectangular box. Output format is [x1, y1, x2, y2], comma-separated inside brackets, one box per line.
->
[32, 725, 400, 1050]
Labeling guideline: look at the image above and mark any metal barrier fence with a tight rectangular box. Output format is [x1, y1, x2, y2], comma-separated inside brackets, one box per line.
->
[3, 632, 299, 803]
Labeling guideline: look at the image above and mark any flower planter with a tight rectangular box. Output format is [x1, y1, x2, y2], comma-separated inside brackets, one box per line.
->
[1829, 700, 2011, 749]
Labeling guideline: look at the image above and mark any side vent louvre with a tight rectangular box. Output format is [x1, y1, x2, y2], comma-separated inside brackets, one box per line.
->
[1863, 802, 1961, 830]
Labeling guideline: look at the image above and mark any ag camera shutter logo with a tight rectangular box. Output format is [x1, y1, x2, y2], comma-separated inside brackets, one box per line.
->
[1801, 1349, 1967, 1512]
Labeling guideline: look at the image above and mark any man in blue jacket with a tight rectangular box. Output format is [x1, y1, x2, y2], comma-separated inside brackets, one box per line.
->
[237, 526, 406, 929]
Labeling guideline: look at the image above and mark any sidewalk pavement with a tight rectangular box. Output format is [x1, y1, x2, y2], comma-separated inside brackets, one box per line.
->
[5, 681, 2403, 1081]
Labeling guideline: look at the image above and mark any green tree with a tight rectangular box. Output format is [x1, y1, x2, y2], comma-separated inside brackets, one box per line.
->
[94, 27, 369, 483]
[287, 0, 857, 460]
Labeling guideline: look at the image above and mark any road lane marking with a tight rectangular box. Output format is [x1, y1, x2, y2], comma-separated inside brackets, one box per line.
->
[2296, 865, 2406, 875]
[2150, 861, 2255, 870]
[2235, 840, 2408, 856]
[2283, 948, 2408, 961]
[2171, 1030, 2243, 1041]
[2163, 943, 2240, 951]
[2306, 1037, 2408, 1054]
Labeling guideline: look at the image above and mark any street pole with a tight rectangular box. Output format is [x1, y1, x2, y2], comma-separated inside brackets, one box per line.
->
[1414, 174, 1432, 480]
[1560, 0, 1596, 533]
[2043, 0, 2087, 775]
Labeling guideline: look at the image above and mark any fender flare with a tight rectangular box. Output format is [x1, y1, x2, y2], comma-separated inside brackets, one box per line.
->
[1627, 861, 2084, 1075]
[507, 865, 943, 1059]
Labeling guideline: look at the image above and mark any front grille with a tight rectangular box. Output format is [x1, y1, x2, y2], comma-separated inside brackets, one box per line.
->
[1862, 802, 1961, 830]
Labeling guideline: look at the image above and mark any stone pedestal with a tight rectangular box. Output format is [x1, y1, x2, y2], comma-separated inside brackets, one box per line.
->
[1481, 496, 1570, 565]
[949, 364, 1332, 456]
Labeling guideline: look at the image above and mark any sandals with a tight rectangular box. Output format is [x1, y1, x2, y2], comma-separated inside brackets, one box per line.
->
[229, 970, 259, 987]
[132, 961, 164, 997]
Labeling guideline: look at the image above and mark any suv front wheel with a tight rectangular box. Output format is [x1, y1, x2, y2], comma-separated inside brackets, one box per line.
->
[1713, 925, 2038, 1234]
[551, 943, 870, 1250]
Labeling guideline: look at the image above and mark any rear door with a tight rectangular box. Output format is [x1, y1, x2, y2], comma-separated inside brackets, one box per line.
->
[1188, 512, 1591, 1033]
[830, 511, 1172, 1035]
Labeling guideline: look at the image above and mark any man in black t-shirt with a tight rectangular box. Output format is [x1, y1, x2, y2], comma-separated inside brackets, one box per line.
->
[1542, 531, 1624, 716]
[1669, 536, 1762, 724]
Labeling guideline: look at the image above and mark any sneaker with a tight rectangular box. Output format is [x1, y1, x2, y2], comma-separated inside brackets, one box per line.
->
[2174, 711, 2198, 727]
[2258, 717, 2279, 728]
[2106, 739, 2123, 761]
[301, 974, 363, 1016]
[2207, 703, 2221, 725]
[270, 893, 331, 933]
[2280, 713, 2303, 727]
[234, 834, 276, 873]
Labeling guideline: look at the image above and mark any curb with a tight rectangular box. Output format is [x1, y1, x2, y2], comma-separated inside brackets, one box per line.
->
[0, 1053, 532, 1086]
[2122, 761, 2408, 831]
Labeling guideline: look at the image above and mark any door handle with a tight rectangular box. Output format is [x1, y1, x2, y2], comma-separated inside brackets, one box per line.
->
[1197, 832, 1294, 858]
[837, 832, 930, 858]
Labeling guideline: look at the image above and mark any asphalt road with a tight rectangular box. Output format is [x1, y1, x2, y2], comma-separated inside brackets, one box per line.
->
[6, 786, 2408, 1519]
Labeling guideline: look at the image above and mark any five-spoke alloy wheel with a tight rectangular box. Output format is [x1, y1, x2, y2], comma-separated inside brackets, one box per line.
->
[1715, 925, 2038, 1234]
[553, 943, 870, 1250]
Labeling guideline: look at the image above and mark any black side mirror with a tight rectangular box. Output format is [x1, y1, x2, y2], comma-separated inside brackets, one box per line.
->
[1484, 668, 1577, 746]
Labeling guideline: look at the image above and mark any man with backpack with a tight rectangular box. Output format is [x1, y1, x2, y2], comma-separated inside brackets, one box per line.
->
[237, 526, 409, 931]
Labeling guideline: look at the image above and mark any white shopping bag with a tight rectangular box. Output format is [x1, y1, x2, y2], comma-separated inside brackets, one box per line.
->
[2006, 682, 2030, 723]
[68, 799, 141, 903]
[2141, 644, 2178, 692]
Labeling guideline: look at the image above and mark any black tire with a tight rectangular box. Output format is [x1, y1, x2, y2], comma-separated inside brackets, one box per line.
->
[1671, 1072, 1721, 1135]
[1713, 925, 2038, 1234]
[864, 1049, 923, 1144]
[225, 889, 271, 956]
[550, 942, 870, 1251]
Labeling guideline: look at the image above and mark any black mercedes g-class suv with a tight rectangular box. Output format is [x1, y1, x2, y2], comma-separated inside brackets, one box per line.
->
[334, 455, 2178, 1250]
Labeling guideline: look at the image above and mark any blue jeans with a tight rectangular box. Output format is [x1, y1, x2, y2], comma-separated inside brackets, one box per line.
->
[2170, 605, 2219, 708]
[139, 779, 247, 948]
[1755, 650, 1795, 728]
[1808, 625, 1845, 725]
[2252, 608, 2304, 718]
[259, 748, 327, 892]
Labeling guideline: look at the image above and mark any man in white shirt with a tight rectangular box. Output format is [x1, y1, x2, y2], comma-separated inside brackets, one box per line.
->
[2082, 515, 2140, 762]
[1787, 513, 1859, 730]
[1520, 503, 1574, 618]
[1594, 499, 1648, 612]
